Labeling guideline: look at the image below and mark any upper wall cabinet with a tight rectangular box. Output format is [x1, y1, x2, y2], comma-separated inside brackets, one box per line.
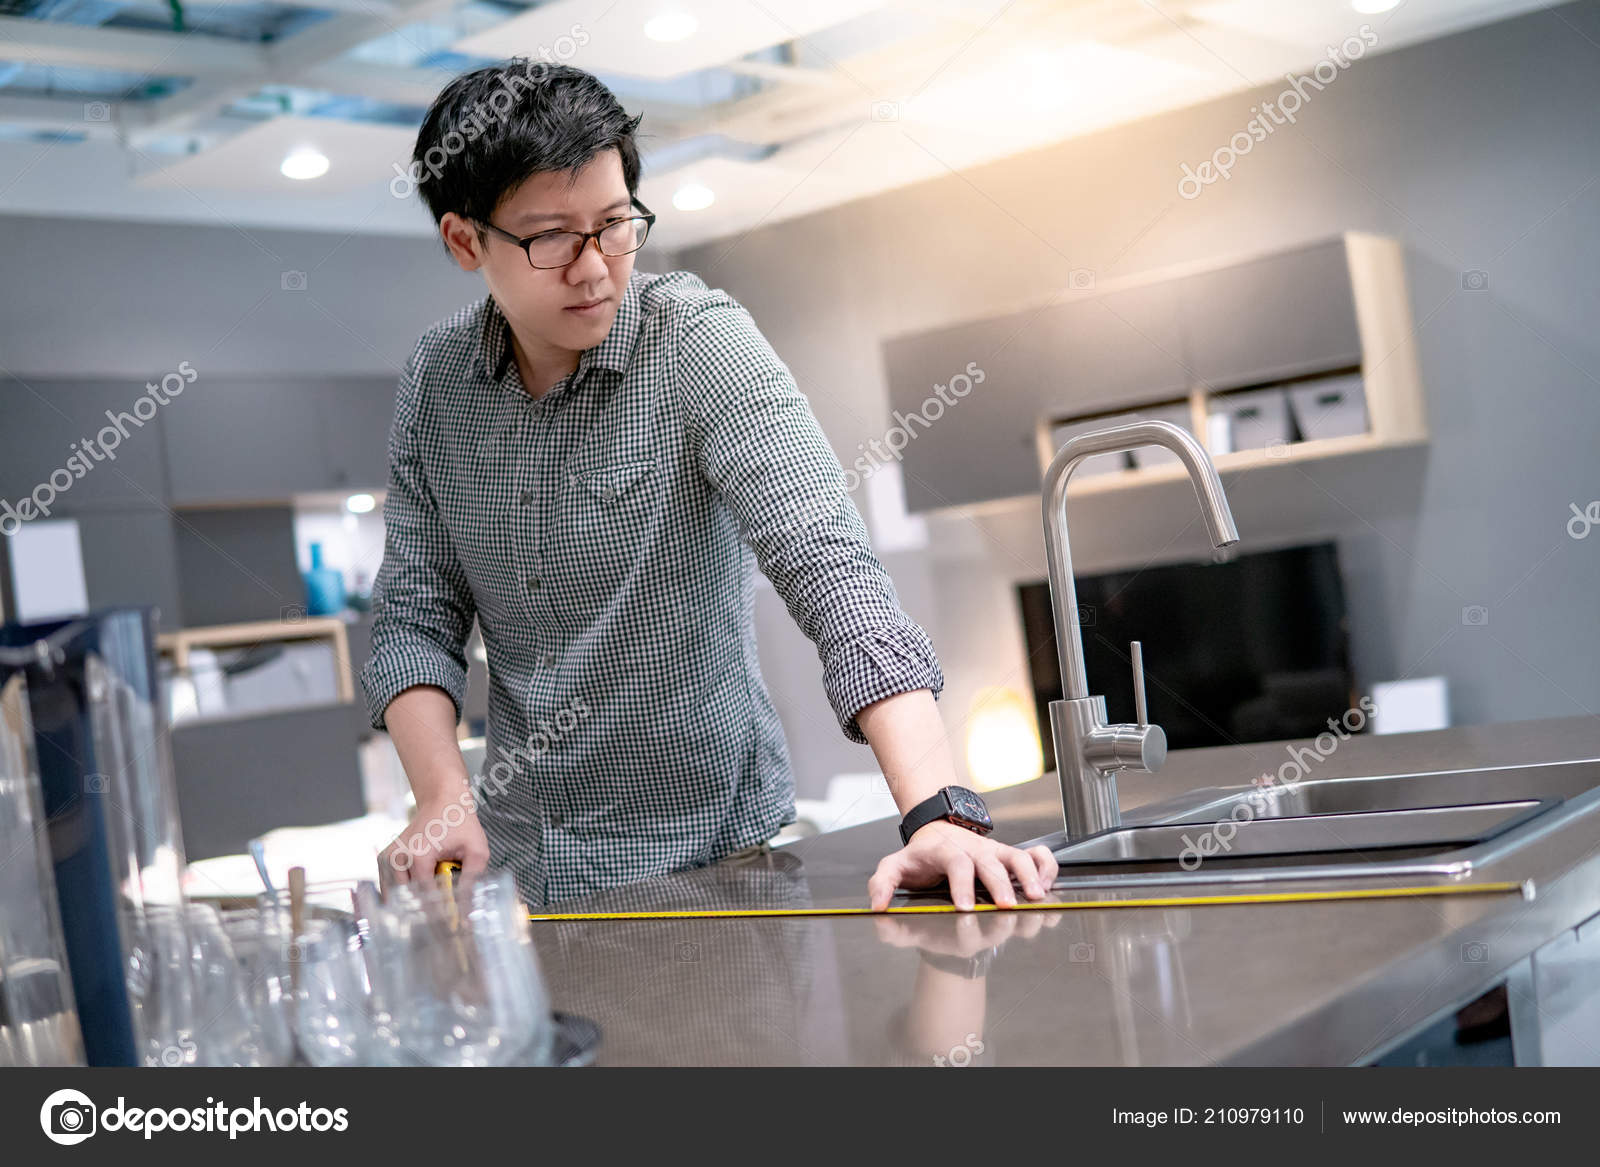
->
[161, 377, 396, 505]
[315, 380, 397, 492]
[882, 281, 1188, 513]
[1176, 239, 1363, 390]
[0, 380, 175, 510]
[881, 232, 1426, 514]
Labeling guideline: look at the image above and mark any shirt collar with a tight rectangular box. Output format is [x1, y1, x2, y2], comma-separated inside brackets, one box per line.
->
[478, 271, 644, 392]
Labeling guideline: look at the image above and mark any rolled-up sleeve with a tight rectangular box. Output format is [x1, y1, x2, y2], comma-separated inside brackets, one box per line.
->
[675, 294, 944, 744]
[359, 348, 476, 729]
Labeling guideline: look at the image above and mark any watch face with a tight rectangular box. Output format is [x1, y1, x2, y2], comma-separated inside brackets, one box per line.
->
[951, 789, 991, 826]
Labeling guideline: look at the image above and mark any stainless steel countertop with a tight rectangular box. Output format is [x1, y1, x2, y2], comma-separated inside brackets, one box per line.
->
[530, 714, 1600, 1065]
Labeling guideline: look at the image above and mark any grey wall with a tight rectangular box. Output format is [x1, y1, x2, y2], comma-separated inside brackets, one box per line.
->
[0, 218, 486, 378]
[678, 1, 1600, 792]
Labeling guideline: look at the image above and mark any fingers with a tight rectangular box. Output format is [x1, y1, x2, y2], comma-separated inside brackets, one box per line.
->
[1003, 847, 1046, 901]
[868, 855, 905, 912]
[943, 852, 977, 911]
[1028, 844, 1060, 888]
[460, 835, 490, 877]
[973, 855, 1016, 908]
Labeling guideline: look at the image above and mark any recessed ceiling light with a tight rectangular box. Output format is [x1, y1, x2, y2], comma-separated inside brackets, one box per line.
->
[345, 492, 376, 514]
[644, 11, 698, 42]
[1351, 0, 1400, 13]
[280, 148, 329, 181]
[672, 182, 715, 211]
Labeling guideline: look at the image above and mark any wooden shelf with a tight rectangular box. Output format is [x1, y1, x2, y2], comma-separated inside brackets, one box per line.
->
[1033, 232, 1428, 504]
[157, 616, 353, 703]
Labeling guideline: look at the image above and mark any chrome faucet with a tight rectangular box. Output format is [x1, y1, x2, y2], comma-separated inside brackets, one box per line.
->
[1041, 420, 1240, 845]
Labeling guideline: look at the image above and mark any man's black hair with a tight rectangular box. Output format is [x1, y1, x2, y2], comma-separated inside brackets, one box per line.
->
[410, 60, 644, 231]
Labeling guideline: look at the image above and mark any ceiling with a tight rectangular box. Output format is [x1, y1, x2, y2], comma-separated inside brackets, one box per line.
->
[0, 0, 1567, 248]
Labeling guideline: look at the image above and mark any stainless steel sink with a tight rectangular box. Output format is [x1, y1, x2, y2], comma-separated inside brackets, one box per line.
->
[1148, 759, 1600, 826]
[1052, 800, 1553, 868]
[1019, 758, 1600, 889]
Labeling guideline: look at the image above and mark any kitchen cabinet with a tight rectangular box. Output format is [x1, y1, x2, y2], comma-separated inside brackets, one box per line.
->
[314, 379, 397, 492]
[883, 233, 1423, 514]
[1176, 239, 1362, 390]
[74, 508, 185, 629]
[162, 379, 328, 505]
[170, 703, 366, 861]
[0, 379, 173, 509]
[883, 281, 1186, 512]
[161, 376, 396, 504]
[173, 506, 303, 627]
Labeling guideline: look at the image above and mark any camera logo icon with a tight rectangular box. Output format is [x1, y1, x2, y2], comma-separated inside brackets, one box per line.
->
[40, 1089, 97, 1145]
[1461, 605, 1490, 627]
[1461, 270, 1489, 291]
[1462, 941, 1490, 963]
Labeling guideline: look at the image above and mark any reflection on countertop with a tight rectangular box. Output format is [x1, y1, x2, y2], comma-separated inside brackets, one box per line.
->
[530, 715, 1600, 1066]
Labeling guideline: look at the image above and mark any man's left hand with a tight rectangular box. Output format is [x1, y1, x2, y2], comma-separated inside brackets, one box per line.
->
[867, 821, 1059, 912]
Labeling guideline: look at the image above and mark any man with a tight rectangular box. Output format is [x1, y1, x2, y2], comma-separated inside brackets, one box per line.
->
[364, 60, 1058, 911]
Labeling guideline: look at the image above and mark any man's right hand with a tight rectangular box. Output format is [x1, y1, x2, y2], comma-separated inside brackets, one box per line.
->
[378, 789, 491, 892]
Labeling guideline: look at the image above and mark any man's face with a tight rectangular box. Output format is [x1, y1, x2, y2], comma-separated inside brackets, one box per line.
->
[441, 147, 637, 357]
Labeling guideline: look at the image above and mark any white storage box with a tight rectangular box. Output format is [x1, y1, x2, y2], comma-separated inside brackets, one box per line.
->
[1047, 416, 1135, 478]
[1127, 402, 1197, 470]
[1288, 374, 1369, 442]
[1207, 387, 1292, 454]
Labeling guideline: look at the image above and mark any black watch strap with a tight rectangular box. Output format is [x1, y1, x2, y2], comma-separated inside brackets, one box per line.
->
[899, 786, 994, 846]
[920, 945, 1000, 979]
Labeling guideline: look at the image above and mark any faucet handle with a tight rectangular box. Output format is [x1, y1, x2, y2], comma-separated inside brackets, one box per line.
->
[1130, 640, 1148, 726]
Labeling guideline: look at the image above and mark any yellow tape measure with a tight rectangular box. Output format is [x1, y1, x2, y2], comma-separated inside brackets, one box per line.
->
[433, 862, 1526, 922]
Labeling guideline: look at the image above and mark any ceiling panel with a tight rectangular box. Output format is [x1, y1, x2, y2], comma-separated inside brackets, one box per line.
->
[132, 115, 417, 193]
[452, 0, 891, 80]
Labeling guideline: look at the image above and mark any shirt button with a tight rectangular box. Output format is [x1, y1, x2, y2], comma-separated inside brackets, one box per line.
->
[599, 486, 617, 501]
[548, 811, 563, 828]
[524, 574, 541, 591]
[519, 489, 535, 506]
[536, 653, 553, 668]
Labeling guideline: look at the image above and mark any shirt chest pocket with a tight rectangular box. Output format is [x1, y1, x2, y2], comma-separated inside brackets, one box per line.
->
[550, 458, 662, 609]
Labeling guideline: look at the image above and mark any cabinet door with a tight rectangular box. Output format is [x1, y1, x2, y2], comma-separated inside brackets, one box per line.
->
[883, 311, 1037, 512]
[0, 380, 172, 509]
[884, 281, 1187, 512]
[161, 379, 327, 505]
[74, 509, 184, 629]
[316, 379, 398, 493]
[1177, 239, 1362, 390]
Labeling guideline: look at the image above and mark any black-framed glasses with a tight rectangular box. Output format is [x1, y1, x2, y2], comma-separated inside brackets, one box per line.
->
[478, 200, 656, 269]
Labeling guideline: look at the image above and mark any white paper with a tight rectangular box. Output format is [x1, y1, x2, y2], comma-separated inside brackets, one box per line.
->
[7, 519, 90, 623]
[1371, 676, 1450, 735]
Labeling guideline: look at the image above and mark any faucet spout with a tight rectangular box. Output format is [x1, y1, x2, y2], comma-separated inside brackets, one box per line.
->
[1039, 419, 1241, 845]
[1041, 420, 1239, 702]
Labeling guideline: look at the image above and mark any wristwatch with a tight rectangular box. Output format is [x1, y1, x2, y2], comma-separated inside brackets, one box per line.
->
[919, 944, 1001, 980]
[899, 786, 994, 846]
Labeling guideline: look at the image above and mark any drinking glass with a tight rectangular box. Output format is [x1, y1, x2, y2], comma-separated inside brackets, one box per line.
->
[372, 871, 552, 1067]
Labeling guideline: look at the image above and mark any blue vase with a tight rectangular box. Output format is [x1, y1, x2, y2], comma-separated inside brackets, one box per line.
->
[304, 542, 346, 617]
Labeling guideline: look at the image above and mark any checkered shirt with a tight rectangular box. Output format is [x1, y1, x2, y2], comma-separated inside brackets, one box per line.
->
[361, 268, 943, 906]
